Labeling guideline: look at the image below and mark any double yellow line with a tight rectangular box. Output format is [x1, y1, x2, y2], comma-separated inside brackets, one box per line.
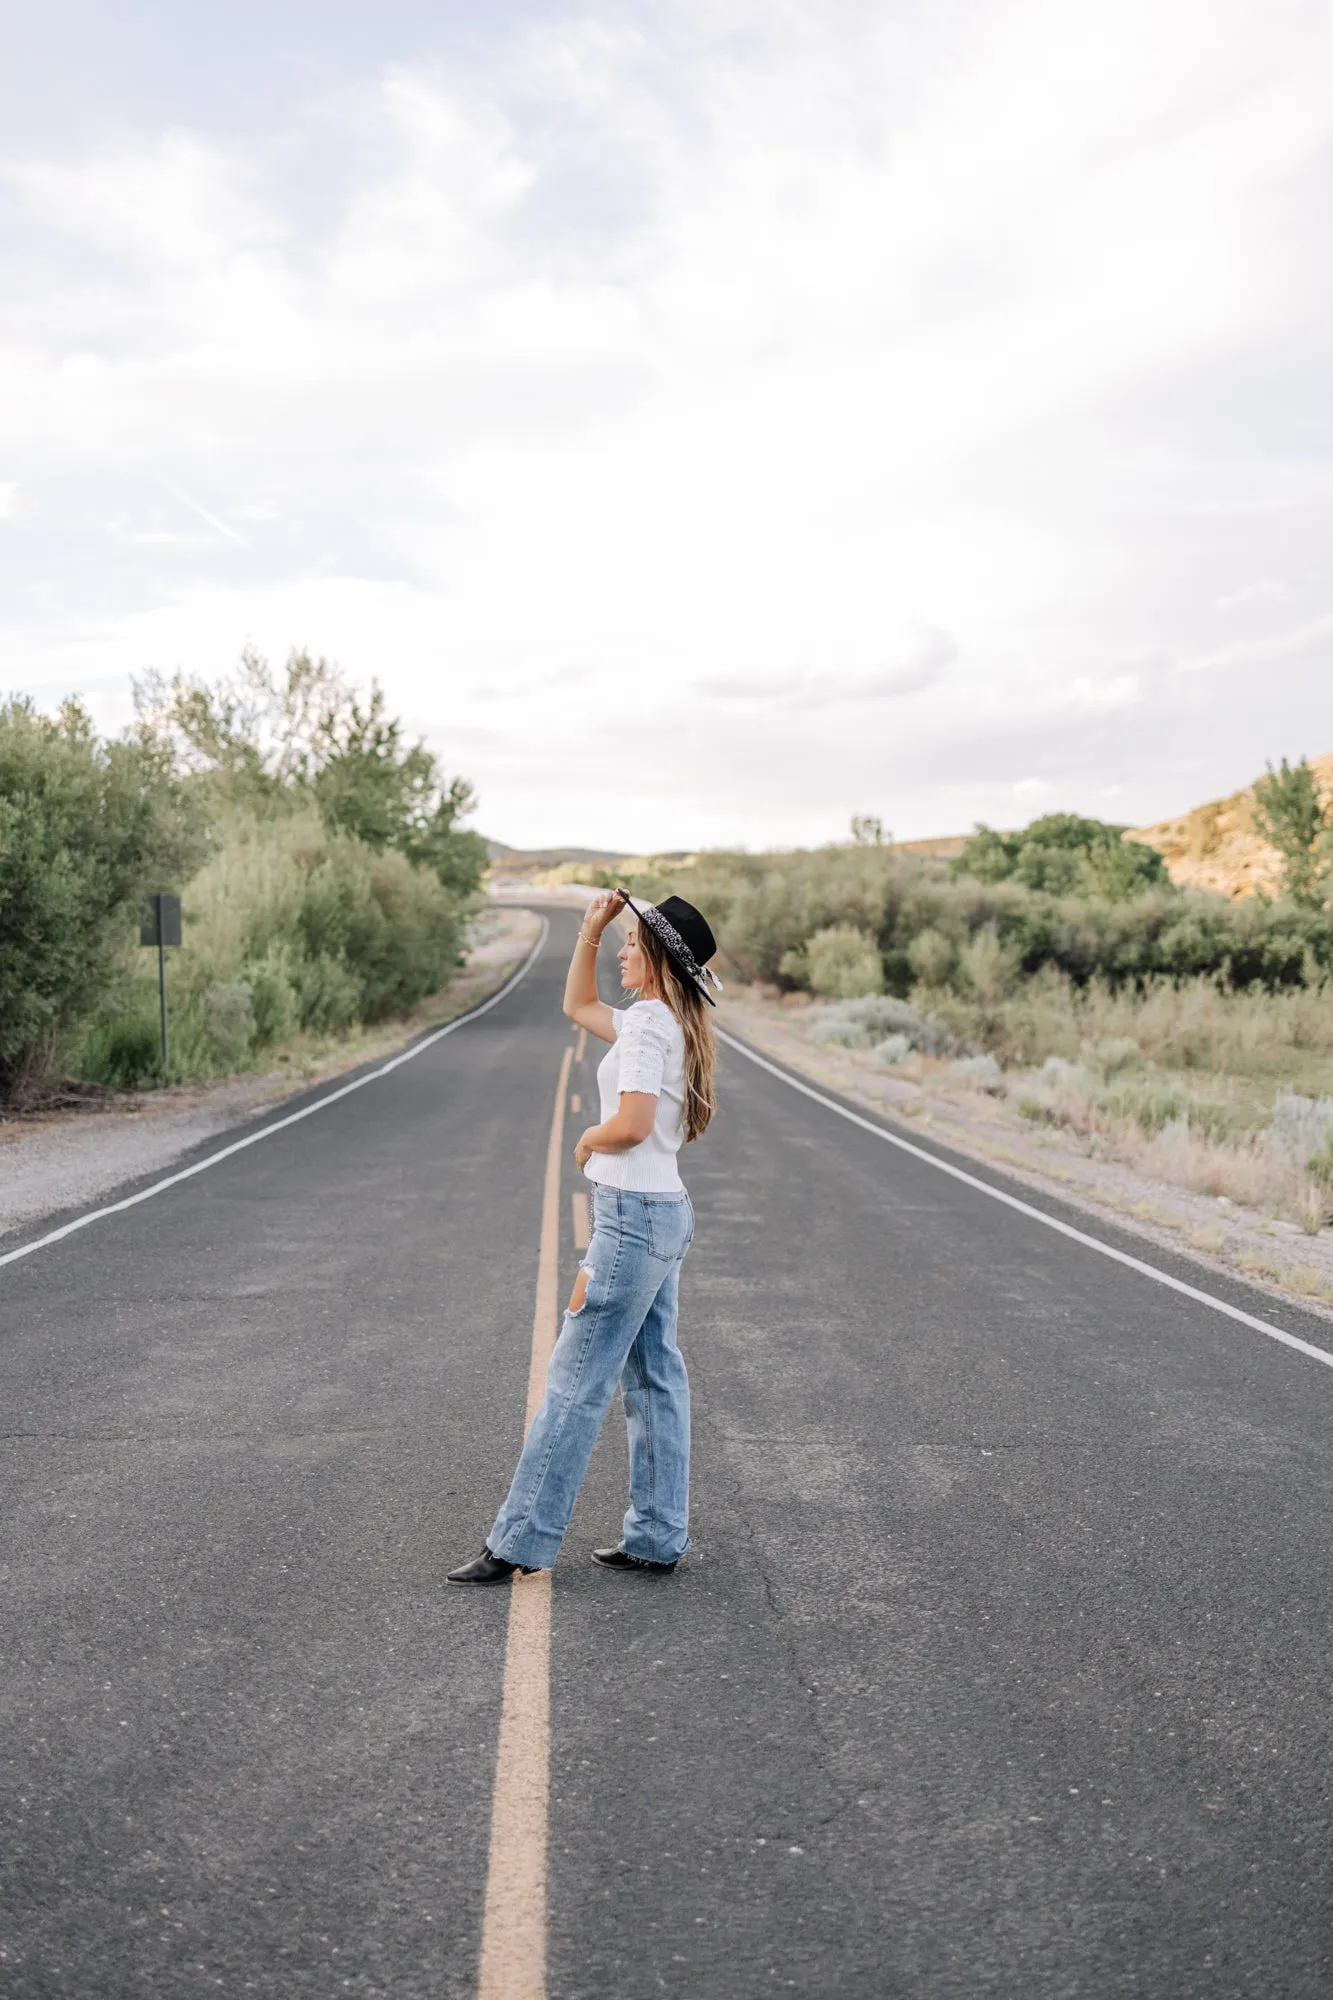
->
[476, 1043, 572, 2000]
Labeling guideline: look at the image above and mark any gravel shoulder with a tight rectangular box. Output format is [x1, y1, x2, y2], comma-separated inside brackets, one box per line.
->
[0, 906, 543, 1242]
[719, 987, 1333, 1324]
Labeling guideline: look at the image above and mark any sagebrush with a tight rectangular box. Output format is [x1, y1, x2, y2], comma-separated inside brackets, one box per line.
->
[0, 697, 202, 1099]
[606, 840, 1333, 995]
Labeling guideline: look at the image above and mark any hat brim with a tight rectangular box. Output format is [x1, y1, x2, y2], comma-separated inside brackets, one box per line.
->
[617, 891, 718, 1005]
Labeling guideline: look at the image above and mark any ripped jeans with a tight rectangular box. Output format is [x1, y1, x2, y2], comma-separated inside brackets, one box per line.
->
[487, 1185, 695, 1570]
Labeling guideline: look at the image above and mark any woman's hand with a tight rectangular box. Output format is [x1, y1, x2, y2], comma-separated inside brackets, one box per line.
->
[583, 889, 625, 942]
[563, 891, 623, 1042]
[573, 1127, 599, 1170]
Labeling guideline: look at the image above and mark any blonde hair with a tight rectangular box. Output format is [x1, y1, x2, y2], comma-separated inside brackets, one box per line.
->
[637, 924, 717, 1143]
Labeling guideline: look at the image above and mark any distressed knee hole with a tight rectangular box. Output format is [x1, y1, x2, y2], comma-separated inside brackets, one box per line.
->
[568, 1264, 595, 1315]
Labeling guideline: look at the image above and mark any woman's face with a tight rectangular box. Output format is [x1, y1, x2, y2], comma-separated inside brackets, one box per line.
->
[618, 922, 650, 994]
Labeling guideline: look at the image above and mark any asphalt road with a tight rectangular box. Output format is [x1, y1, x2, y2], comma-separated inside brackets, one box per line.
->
[2, 908, 1331, 1998]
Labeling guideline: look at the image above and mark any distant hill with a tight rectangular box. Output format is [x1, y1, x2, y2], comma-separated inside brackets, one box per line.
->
[484, 841, 634, 878]
[1127, 752, 1333, 900]
[484, 759, 1333, 900]
[486, 833, 968, 876]
[890, 833, 969, 862]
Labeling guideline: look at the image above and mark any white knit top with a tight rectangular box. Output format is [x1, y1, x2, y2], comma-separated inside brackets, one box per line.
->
[584, 999, 687, 1194]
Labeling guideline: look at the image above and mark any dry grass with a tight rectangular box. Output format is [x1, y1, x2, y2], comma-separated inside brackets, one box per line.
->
[926, 967, 1333, 1087]
[800, 971, 1333, 1236]
[1229, 1249, 1333, 1301]
[1004, 1076, 1331, 1231]
[915, 973, 1333, 1232]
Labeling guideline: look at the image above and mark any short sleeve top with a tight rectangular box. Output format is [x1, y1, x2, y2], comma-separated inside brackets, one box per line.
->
[584, 999, 688, 1193]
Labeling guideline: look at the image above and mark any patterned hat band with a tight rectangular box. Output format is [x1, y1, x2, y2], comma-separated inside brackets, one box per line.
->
[619, 894, 723, 1005]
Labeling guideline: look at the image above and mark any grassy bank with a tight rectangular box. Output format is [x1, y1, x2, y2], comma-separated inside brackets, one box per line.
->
[14, 905, 541, 1124]
[778, 978, 1333, 1237]
[69, 805, 470, 1091]
[0, 655, 489, 1104]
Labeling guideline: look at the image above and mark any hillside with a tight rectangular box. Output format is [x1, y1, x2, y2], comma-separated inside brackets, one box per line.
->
[485, 841, 634, 880]
[483, 754, 1332, 901]
[1126, 752, 1333, 900]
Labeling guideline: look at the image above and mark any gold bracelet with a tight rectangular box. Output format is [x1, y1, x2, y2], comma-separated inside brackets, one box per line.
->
[577, 931, 598, 947]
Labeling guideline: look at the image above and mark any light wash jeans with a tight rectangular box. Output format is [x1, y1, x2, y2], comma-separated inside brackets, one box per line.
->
[488, 1185, 694, 1570]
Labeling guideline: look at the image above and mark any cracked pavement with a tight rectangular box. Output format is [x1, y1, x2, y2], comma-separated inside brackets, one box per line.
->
[2, 909, 1332, 1996]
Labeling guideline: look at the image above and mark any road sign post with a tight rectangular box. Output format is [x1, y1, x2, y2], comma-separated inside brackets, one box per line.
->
[140, 893, 182, 1073]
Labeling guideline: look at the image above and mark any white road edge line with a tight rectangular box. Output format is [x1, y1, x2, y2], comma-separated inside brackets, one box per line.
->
[0, 917, 552, 1274]
[717, 1027, 1333, 1374]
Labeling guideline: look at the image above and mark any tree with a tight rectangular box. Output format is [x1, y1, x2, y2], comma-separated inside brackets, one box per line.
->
[1252, 757, 1332, 908]
[850, 814, 888, 846]
[0, 698, 203, 1099]
[136, 650, 487, 898]
[952, 812, 1169, 900]
[782, 924, 884, 997]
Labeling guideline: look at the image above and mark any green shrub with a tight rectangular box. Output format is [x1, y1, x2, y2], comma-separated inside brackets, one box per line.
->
[780, 920, 880, 1000]
[1095, 1082, 1192, 1135]
[952, 813, 1170, 900]
[201, 981, 256, 1067]
[78, 1013, 163, 1090]
[1252, 757, 1333, 908]
[65, 806, 467, 1088]
[0, 697, 201, 1099]
[1016, 1095, 1054, 1124]
[178, 807, 465, 1030]
[649, 836, 1333, 997]
[248, 947, 299, 1045]
[957, 926, 1020, 1002]
[3, 656, 483, 1099]
[798, 924, 884, 998]
[1080, 1036, 1144, 1079]
[292, 953, 362, 1035]
[907, 926, 955, 986]
[809, 1015, 870, 1048]
[808, 995, 954, 1056]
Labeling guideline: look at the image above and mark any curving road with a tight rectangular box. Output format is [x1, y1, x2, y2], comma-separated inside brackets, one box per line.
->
[1, 908, 1331, 1998]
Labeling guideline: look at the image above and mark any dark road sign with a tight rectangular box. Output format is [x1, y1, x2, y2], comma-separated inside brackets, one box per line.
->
[139, 893, 182, 948]
[140, 892, 182, 1066]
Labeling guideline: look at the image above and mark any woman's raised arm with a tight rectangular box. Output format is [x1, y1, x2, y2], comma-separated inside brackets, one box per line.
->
[562, 890, 624, 1041]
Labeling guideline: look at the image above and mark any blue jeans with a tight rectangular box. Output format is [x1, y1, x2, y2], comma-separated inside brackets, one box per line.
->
[488, 1186, 694, 1570]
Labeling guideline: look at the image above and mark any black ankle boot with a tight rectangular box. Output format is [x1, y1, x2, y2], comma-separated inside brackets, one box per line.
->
[591, 1546, 678, 1573]
[447, 1547, 535, 1584]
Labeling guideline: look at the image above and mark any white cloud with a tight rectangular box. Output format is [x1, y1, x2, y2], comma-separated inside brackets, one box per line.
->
[1062, 675, 1143, 712]
[695, 631, 955, 707]
[1216, 578, 1292, 612]
[1183, 613, 1333, 676]
[0, 0, 1331, 847]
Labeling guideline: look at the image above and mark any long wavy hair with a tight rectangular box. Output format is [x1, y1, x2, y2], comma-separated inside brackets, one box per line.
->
[637, 922, 717, 1143]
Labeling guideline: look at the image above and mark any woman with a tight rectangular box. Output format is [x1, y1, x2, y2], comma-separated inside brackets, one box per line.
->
[448, 888, 721, 1583]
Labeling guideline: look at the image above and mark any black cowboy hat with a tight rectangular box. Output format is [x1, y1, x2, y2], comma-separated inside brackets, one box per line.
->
[617, 892, 722, 1006]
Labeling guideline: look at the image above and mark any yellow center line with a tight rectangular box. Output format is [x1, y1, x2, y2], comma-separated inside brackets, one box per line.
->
[571, 1191, 590, 1250]
[476, 1043, 571, 2000]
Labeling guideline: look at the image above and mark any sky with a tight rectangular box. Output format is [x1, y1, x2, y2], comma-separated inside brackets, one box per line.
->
[2, 0, 1331, 852]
